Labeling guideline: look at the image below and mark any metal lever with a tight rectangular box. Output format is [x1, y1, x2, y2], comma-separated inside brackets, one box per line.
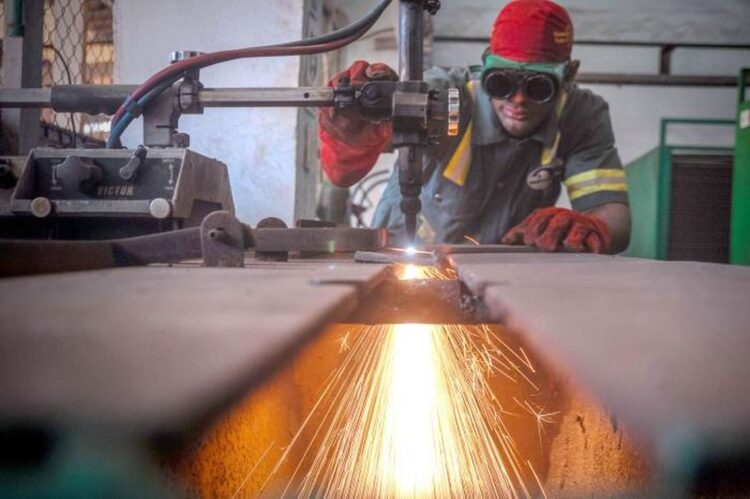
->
[119, 145, 148, 181]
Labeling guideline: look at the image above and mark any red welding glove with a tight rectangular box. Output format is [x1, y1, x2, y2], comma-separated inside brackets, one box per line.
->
[501, 207, 612, 254]
[319, 60, 398, 188]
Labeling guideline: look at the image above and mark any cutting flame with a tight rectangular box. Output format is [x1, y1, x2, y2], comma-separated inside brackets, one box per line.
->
[379, 323, 438, 496]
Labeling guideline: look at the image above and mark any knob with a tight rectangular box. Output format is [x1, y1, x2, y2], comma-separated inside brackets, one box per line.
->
[56, 156, 103, 195]
[0, 159, 17, 189]
[149, 198, 172, 219]
[30, 197, 52, 218]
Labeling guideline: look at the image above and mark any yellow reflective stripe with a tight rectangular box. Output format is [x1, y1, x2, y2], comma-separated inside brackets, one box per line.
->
[565, 169, 627, 201]
[539, 89, 567, 167]
[541, 131, 561, 166]
[564, 168, 625, 187]
[568, 182, 628, 201]
[442, 80, 476, 187]
[555, 89, 569, 117]
[442, 121, 473, 186]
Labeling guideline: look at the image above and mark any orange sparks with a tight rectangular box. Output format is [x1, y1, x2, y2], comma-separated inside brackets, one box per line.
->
[256, 324, 548, 498]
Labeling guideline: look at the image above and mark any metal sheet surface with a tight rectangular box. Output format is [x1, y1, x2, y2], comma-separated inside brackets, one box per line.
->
[0, 261, 387, 435]
[450, 253, 750, 474]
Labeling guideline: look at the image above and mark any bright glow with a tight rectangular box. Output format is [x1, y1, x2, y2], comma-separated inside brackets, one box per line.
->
[379, 324, 437, 495]
[394, 264, 453, 281]
[405, 246, 417, 256]
[260, 324, 548, 498]
[399, 263, 425, 280]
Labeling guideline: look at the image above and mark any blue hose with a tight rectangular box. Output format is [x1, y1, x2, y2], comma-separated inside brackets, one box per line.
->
[107, 79, 177, 148]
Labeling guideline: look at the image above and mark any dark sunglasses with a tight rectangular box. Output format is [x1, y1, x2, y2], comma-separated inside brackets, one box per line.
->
[482, 69, 559, 104]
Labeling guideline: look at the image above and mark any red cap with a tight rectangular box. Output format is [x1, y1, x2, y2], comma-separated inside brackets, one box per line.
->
[490, 0, 573, 63]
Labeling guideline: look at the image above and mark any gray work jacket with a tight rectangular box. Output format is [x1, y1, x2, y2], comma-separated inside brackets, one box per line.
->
[372, 66, 629, 244]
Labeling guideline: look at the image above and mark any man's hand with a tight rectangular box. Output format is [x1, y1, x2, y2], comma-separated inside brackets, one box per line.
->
[319, 60, 398, 187]
[501, 207, 612, 254]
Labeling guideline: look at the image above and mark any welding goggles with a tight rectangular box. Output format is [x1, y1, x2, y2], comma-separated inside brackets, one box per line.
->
[480, 54, 568, 104]
[482, 69, 559, 104]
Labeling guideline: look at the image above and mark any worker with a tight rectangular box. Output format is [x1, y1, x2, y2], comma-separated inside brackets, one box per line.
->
[318, 0, 630, 254]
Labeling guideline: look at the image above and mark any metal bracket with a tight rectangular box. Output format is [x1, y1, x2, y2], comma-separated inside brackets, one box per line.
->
[200, 210, 248, 267]
[254, 217, 290, 262]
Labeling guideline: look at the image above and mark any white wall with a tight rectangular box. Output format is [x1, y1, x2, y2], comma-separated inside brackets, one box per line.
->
[114, 0, 304, 225]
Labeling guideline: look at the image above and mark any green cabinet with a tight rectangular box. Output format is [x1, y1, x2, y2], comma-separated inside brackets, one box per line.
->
[730, 69, 750, 265]
[624, 119, 734, 262]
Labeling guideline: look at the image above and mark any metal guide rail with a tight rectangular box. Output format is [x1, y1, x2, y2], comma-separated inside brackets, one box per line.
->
[0, 211, 388, 277]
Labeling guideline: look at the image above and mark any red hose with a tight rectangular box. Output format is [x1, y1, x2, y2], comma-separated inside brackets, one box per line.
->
[112, 31, 362, 125]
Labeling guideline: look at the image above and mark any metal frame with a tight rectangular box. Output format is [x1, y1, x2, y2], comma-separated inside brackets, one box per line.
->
[434, 36, 747, 87]
[1, 0, 44, 154]
[656, 118, 735, 259]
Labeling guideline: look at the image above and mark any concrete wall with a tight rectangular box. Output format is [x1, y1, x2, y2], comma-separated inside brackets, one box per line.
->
[114, 0, 305, 225]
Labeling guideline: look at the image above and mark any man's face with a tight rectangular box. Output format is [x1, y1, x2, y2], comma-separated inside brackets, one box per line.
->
[491, 91, 556, 138]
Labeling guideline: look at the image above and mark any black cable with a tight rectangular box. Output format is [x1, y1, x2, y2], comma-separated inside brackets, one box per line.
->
[349, 171, 390, 227]
[111, 0, 392, 131]
[49, 44, 77, 147]
[276, 0, 392, 47]
[352, 27, 394, 43]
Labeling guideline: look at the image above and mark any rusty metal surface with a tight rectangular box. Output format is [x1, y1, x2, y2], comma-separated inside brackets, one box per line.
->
[450, 252, 750, 477]
[0, 262, 387, 436]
